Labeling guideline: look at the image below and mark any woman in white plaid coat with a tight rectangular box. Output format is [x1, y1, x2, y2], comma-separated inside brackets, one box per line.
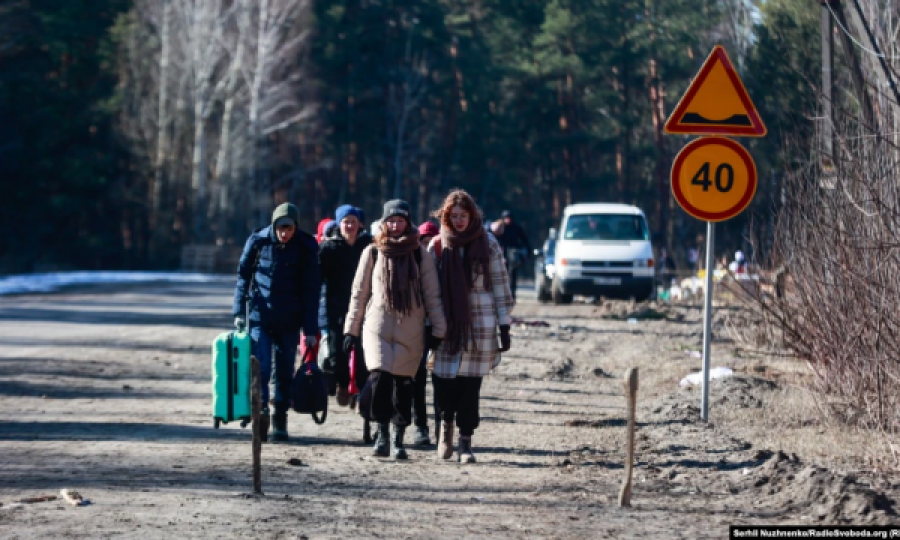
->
[427, 189, 514, 463]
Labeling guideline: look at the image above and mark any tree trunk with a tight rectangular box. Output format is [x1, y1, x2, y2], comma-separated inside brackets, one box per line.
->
[152, 0, 171, 238]
[249, 0, 271, 226]
[191, 99, 208, 241]
[646, 1, 669, 246]
[213, 5, 247, 242]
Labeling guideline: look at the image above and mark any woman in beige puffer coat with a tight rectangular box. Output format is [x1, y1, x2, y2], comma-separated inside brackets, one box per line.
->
[344, 199, 447, 459]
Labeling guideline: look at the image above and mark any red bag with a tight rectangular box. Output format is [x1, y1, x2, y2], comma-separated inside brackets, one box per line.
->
[348, 349, 359, 395]
[299, 331, 321, 363]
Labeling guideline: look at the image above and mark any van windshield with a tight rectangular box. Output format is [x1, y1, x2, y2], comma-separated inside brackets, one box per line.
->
[562, 214, 648, 241]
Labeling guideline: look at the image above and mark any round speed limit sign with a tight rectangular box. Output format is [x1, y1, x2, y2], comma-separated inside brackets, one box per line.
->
[670, 137, 757, 222]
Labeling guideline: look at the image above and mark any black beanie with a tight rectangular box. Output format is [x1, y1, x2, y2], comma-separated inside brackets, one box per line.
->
[381, 199, 413, 225]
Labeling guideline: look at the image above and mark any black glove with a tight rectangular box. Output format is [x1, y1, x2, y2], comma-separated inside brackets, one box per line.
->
[498, 325, 511, 353]
[426, 331, 443, 351]
[343, 334, 360, 354]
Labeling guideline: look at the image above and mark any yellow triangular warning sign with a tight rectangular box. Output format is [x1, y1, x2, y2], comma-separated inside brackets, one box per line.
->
[665, 46, 766, 137]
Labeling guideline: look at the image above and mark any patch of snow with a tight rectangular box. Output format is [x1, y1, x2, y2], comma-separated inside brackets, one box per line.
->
[679, 366, 734, 387]
[0, 271, 225, 296]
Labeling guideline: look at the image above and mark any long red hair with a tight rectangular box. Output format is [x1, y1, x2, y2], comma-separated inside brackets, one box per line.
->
[433, 189, 483, 233]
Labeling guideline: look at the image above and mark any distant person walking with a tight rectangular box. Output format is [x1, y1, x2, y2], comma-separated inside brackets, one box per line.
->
[319, 204, 373, 406]
[233, 203, 320, 442]
[495, 210, 531, 301]
[429, 190, 513, 463]
[412, 220, 441, 447]
[344, 200, 447, 459]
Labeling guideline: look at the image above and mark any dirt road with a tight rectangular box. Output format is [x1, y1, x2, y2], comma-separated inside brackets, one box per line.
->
[0, 281, 897, 538]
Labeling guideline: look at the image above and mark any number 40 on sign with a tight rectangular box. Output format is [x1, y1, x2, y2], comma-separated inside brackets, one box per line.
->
[670, 137, 757, 223]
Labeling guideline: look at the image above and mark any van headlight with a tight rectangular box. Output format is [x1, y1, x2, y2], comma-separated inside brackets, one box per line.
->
[633, 259, 655, 268]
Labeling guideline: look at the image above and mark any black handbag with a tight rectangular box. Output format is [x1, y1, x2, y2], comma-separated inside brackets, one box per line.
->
[357, 376, 373, 422]
[291, 348, 328, 424]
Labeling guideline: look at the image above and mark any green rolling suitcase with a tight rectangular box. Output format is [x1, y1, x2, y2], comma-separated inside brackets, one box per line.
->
[212, 331, 252, 428]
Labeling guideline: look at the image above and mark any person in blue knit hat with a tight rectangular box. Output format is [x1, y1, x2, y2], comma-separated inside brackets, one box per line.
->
[319, 204, 374, 426]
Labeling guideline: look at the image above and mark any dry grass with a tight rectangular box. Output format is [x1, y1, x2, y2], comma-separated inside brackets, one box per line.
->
[712, 355, 900, 473]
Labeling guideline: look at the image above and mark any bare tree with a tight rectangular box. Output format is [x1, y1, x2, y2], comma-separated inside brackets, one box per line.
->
[757, 0, 900, 461]
[173, 0, 234, 240]
[114, 0, 315, 250]
[152, 0, 172, 230]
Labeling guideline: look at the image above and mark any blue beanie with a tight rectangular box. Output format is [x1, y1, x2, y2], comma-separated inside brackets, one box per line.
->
[335, 204, 362, 224]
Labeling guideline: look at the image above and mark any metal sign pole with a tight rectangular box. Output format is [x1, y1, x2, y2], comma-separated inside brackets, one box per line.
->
[701, 221, 715, 422]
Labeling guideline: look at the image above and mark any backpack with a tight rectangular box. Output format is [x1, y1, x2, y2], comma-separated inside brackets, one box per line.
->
[290, 348, 328, 424]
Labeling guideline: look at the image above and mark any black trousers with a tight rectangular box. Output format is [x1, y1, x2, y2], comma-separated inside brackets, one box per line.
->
[412, 352, 429, 428]
[369, 370, 414, 427]
[432, 375, 483, 437]
[507, 261, 519, 300]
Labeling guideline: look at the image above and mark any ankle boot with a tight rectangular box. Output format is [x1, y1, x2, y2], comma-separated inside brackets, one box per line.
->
[372, 422, 390, 457]
[458, 435, 476, 464]
[258, 408, 270, 443]
[438, 420, 454, 460]
[271, 412, 288, 442]
[413, 425, 431, 447]
[391, 425, 408, 460]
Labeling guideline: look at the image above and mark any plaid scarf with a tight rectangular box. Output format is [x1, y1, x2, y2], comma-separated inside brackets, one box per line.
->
[439, 218, 491, 354]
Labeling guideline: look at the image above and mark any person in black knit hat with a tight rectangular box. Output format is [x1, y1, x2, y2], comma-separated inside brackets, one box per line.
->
[343, 200, 447, 459]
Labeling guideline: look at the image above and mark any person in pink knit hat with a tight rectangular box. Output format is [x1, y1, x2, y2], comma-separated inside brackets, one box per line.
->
[407, 220, 441, 446]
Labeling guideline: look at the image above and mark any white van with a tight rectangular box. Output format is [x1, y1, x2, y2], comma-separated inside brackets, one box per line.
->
[550, 203, 655, 303]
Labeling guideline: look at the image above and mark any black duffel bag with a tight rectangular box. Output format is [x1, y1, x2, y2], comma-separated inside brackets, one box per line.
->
[291, 348, 328, 424]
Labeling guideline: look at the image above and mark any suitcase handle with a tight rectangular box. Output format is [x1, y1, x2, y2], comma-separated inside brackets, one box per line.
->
[233, 362, 238, 394]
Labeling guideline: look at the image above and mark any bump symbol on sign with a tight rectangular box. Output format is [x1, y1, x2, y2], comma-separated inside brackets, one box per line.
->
[664, 45, 766, 137]
[670, 137, 757, 222]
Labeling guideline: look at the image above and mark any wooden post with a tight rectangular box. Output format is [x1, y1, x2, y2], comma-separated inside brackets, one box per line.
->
[618, 368, 638, 507]
[251, 355, 262, 494]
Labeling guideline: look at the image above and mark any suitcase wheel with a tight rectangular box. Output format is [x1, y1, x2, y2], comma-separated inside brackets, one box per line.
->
[214, 418, 221, 429]
[239, 417, 251, 428]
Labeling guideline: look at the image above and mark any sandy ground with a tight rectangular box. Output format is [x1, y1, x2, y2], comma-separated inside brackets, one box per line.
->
[0, 280, 897, 539]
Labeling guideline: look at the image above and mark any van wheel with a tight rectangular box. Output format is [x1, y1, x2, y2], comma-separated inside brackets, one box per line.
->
[551, 278, 573, 305]
[535, 274, 551, 303]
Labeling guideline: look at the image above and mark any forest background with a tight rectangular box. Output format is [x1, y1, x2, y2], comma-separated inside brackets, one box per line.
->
[0, 0, 818, 273]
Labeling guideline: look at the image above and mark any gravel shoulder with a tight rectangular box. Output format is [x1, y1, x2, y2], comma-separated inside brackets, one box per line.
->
[0, 282, 896, 538]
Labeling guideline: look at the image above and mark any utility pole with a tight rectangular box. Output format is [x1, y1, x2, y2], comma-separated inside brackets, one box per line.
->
[820, 0, 835, 173]
[820, 0, 877, 131]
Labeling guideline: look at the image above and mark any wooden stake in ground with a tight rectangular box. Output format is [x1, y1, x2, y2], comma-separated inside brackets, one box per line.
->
[250, 355, 262, 494]
[618, 367, 638, 507]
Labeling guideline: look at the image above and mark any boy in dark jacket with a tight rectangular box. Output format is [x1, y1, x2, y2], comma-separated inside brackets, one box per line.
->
[497, 210, 531, 301]
[318, 204, 373, 407]
[233, 203, 320, 442]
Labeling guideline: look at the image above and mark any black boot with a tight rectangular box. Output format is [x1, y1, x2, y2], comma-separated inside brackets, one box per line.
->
[272, 412, 288, 442]
[413, 425, 431, 447]
[392, 425, 408, 460]
[259, 408, 270, 443]
[372, 422, 389, 457]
